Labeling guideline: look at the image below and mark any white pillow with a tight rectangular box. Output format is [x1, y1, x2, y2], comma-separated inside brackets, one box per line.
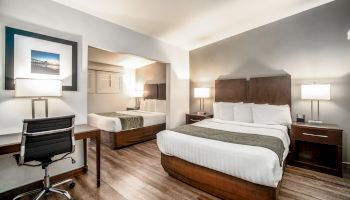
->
[219, 102, 235, 121]
[155, 100, 166, 113]
[140, 99, 146, 111]
[213, 102, 221, 119]
[143, 99, 156, 112]
[252, 104, 292, 125]
[213, 102, 242, 121]
[233, 103, 254, 123]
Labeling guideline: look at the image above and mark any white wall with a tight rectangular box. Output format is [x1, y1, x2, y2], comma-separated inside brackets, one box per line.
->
[0, 0, 189, 192]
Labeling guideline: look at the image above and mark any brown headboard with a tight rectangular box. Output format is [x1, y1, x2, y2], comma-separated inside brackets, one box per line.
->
[157, 83, 166, 100]
[215, 75, 291, 106]
[143, 83, 166, 100]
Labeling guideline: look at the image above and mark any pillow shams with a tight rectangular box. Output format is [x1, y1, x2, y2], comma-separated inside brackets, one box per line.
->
[233, 103, 254, 123]
[213, 102, 242, 121]
[252, 104, 292, 125]
[140, 99, 146, 111]
[155, 100, 166, 113]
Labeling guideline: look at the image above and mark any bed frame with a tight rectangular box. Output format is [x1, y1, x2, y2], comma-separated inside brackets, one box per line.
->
[161, 75, 291, 200]
[101, 83, 166, 149]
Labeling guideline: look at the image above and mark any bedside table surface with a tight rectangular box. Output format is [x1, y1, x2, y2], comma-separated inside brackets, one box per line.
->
[187, 113, 213, 117]
[292, 122, 342, 131]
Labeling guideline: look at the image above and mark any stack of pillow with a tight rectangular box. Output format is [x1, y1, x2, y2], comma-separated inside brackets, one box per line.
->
[140, 99, 166, 113]
[213, 102, 292, 126]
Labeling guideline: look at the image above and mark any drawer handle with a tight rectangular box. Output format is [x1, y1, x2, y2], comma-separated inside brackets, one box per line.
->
[302, 133, 328, 138]
[190, 119, 201, 122]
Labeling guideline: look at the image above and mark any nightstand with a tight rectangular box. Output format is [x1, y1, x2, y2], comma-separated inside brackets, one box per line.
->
[291, 122, 343, 177]
[127, 107, 139, 111]
[186, 113, 213, 124]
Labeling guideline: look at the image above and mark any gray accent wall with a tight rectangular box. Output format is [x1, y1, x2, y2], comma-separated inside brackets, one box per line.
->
[190, 0, 350, 162]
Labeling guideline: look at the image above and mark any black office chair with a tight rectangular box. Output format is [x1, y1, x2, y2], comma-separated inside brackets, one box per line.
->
[13, 115, 76, 200]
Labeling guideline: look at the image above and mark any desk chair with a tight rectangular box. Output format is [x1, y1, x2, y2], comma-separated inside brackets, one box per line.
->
[13, 115, 76, 200]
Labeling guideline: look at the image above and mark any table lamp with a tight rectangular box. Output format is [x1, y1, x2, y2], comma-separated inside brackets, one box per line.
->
[15, 78, 62, 118]
[134, 90, 144, 109]
[194, 87, 210, 115]
[301, 83, 330, 123]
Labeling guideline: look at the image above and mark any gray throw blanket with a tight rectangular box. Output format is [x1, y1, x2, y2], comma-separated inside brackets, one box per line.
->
[97, 112, 143, 130]
[171, 125, 285, 166]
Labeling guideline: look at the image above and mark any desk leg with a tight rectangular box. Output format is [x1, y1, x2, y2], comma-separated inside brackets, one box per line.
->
[96, 132, 101, 187]
[83, 139, 88, 173]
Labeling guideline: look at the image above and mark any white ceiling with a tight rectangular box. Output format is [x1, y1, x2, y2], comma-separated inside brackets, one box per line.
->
[53, 0, 333, 50]
[88, 47, 156, 69]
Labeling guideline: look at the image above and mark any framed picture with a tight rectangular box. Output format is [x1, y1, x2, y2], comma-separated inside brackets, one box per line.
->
[5, 27, 78, 91]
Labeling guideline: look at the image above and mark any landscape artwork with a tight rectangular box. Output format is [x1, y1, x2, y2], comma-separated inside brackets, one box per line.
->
[31, 50, 60, 75]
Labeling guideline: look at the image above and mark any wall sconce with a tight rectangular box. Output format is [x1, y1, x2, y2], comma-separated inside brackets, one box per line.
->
[347, 29, 350, 40]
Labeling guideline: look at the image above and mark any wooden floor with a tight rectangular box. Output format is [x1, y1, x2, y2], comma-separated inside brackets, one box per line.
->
[21, 140, 350, 200]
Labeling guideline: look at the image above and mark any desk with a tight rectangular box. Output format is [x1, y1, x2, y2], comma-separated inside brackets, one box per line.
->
[0, 124, 101, 187]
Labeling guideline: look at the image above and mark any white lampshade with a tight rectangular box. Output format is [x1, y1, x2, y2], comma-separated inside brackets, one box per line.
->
[301, 84, 330, 100]
[15, 78, 62, 97]
[134, 90, 144, 98]
[194, 88, 210, 98]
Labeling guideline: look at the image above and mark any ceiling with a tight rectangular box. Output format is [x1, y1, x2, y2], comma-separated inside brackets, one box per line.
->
[53, 0, 333, 50]
[88, 47, 156, 69]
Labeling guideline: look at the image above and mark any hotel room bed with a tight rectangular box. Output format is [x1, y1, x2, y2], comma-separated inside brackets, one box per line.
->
[89, 83, 167, 149]
[88, 110, 166, 132]
[157, 118, 290, 188]
[157, 75, 292, 200]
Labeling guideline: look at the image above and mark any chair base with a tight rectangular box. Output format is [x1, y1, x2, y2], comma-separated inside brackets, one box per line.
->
[12, 178, 75, 200]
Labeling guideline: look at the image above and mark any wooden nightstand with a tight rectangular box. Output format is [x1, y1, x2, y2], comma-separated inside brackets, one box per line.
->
[127, 107, 139, 111]
[291, 122, 343, 177]
[186, 113, 213, 124]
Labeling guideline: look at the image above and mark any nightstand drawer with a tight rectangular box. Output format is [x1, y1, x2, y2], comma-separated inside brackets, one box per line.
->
[292, 127, 341, 145]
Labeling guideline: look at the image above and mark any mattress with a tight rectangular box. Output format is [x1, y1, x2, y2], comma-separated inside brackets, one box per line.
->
[157, 118, 290, 187]
[88, 110, 166, 132]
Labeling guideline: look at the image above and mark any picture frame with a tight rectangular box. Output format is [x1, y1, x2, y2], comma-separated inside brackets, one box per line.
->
[5, 27, 78, 91]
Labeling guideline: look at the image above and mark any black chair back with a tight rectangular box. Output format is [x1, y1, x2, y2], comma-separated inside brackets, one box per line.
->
[19, 115, 75, 164]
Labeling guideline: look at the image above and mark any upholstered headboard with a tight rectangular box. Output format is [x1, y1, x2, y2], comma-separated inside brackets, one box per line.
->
[143, 83, 166, 100]
[215, 75, 291, 106]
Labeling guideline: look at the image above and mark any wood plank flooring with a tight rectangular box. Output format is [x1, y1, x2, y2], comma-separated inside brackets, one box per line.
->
[20, 140, 350, 200]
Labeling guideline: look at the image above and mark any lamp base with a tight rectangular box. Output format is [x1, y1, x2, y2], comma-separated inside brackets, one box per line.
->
[196, 111, 206, 115]
[308, 120, 323, 124]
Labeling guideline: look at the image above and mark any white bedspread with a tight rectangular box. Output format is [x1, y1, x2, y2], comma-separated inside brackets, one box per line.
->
[157, 118, 290, 187]
[88, 110, 166, 132]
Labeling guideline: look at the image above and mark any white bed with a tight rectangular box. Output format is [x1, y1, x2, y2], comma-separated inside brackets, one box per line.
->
[157, 118, 290, 188]
[88, 110, 166, 132]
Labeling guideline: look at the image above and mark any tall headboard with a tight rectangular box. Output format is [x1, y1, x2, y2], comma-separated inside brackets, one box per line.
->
[143, 83, 166, 100]
[215, 75, 291, 106]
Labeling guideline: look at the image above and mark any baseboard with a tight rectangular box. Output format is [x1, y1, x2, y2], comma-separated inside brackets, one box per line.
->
[0, 167, 85, 200]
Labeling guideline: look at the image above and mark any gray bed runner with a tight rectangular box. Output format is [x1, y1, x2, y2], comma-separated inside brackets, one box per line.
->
[171, 125, 284, 166]
[97, 112, 143, 130]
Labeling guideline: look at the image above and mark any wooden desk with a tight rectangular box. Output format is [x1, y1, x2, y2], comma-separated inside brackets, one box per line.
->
[0, 124, 101, 187]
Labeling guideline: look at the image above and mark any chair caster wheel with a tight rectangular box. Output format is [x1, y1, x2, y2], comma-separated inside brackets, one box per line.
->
[69, 182, 75, 189]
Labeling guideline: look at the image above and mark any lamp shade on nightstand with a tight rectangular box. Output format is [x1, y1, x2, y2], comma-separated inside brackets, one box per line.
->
[301, 84, 330, 123]
[301, 84, 330, 100]
[134, 90, 144, 98]
[194, 88, 210, 98]
[15, 78, 62, 97]
[194, 87, 210, 115]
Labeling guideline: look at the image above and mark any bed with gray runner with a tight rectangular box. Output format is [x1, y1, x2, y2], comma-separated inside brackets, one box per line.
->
[97, 112, 144, 130]
[171, 124, 285, 166]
